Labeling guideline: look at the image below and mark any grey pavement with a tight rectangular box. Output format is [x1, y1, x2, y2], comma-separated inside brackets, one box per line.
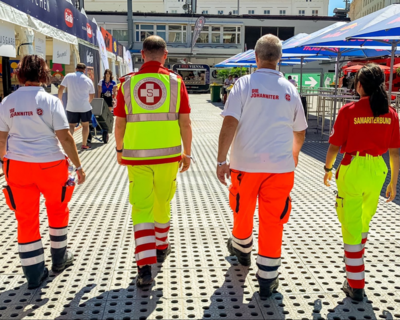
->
[0, 94, 399, 320]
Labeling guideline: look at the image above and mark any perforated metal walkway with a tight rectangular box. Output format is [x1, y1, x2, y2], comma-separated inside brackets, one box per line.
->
[0, 94, 399, 320]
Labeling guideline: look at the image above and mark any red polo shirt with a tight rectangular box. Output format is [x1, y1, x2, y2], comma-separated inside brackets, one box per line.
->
[329, 97, 400, 164]
[114, 61, 191, 166]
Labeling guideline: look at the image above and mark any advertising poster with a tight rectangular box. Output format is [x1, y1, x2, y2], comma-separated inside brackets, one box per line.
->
[50, 60, 65, 85]
[101, 27, 113, 53]
[34, 32, 46, 58]
[96, 28, 109, 70]
[0, 21, 16, 58]
[53, 39, 71, 64]
[79, 43, 101, 96]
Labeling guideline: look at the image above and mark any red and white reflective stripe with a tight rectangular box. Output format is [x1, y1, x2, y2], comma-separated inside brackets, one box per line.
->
[257, 256, 281, 267]
[344, 243, 365, 289]
[134, 223, 157, 266]
[155, 221, 170, 249]
[232, 235, 252, 246]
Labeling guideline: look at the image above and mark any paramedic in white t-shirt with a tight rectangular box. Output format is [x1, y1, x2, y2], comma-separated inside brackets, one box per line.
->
[0, 55, 86, 289]
[216, 34, 307, 299]
[58, 63, 95, 150]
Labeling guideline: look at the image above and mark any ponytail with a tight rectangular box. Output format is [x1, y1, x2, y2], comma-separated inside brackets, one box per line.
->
[355, 63, 389, 117]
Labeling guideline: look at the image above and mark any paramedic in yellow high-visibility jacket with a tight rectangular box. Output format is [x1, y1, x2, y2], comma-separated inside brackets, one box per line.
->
[114, 36, 193, 287]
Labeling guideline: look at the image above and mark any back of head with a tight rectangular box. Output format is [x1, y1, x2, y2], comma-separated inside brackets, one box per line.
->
[288, 76, 292, 80]
[255, 34, 282, 64]
[17, 54, 50, 85]
[355, 63, 389, 117]
[76, 63, 86, 72]
[143, 35, 167, 61]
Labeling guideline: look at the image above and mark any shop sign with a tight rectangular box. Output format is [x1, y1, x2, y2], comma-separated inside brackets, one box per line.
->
[53, 39, 70, 64]
[34, 32, 46, 58]
[0, 21, 16, 58]
[2, 0, 97, 45]
[117, 43, 124, 59]
[78, 43, 100, 95]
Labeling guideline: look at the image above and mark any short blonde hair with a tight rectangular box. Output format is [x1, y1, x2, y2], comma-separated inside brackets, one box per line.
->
[255, 34, 282, 63]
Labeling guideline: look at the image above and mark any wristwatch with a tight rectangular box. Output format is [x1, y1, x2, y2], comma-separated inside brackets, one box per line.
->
[324, 165, 333, 173]
[116, 147, 123, 153]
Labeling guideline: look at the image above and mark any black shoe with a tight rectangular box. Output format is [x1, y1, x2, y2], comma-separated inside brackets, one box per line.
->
[342, 280, 364, 301]
[227, 238, 251, 266]
[157, 246, 171, 263]
[258, 277, 279, 299]
[52, 250, 74, 273]
[28, 268, 49, 289]
[137, 265, 153, 288]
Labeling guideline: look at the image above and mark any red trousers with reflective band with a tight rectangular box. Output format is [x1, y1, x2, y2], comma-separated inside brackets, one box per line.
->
[3, 158, 72, 243]
[229, 170, 294, 281]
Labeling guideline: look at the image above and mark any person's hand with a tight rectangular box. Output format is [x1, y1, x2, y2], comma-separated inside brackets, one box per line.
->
[386, 182, 397, 202]
[324, 171, 333, 187]
[179, 155, 191, 173]
[117, 152, 126, 166]
[294, 154, 299, 167]
[76, 169, 86, 185]
[217, 163, 230, 186]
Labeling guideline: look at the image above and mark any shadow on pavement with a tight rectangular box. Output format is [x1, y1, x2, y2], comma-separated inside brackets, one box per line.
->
[326, 296, 378, 320]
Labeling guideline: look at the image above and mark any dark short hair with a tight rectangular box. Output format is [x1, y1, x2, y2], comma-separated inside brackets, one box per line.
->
[76, 63, 86, 70]
[17, 55, 50, 85]
[288, 76, 292, 79]
[143, 35, 167, 57]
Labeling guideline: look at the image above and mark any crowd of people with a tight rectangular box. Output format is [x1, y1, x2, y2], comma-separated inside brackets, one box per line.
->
[0, 34, 398, 304]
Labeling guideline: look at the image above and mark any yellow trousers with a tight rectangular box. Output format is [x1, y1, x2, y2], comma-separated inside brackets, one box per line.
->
[127, 162, 178, 266]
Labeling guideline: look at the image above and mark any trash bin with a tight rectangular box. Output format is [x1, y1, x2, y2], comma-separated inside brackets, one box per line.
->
[210, 85, 222, 102]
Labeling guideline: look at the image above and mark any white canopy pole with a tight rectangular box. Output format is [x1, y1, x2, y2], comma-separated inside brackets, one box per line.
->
[300, 57, 304, 94]
[388, 42, 397, 100]
[333, 51, 342, 124]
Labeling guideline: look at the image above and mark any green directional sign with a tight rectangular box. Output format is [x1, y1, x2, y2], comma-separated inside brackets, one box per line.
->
[323, 73, 335, 88]
[285, 73, 321, 88]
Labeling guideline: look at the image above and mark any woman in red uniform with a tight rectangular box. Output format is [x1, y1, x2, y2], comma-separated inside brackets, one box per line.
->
[324, 64, 400, 301]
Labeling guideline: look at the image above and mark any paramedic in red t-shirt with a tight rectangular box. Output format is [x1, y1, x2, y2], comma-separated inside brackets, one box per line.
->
[324, 64, 400, 302]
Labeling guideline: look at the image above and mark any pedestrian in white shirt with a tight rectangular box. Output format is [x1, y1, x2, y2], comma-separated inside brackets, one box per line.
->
[58, 63, 95, 150]
[216, 34, 307, 298]
[0, 55, 86, 289]
[288, 75, 298, 87]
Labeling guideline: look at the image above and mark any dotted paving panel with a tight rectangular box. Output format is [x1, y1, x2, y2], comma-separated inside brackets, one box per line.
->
[0, 94, 399, 320]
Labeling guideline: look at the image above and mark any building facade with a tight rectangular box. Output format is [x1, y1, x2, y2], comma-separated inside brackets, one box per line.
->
[88, 12, 348, 68]
[166, 0, 329, 16]
[349, 0, 399, 20]
[83, 0, 329, 16]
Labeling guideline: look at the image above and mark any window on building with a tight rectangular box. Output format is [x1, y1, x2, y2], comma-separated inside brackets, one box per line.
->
[168, 25, 187, 43]
[135, 24, 154, 42]
[312, 10, 318, 16]
[233, 10, 238, 14]
[299, 10, 305, 15]
[248, 10, 255, 14]
[279, 10, 286, 15]
[211, 26, 221, 43]
[202, 10, 208, 14]
[171, 10, 178, 13]
[223, 26, 241, 44]
[264, 10, 270, 14]
[218, 10, 224, 14]
[156, 25, 166, 41]
[113, 30, 128, 42]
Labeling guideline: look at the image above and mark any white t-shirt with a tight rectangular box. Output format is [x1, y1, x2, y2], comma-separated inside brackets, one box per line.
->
[61, 72, 95, 112]
[221, 69, 308, 173]
[0, 87, 69, 163]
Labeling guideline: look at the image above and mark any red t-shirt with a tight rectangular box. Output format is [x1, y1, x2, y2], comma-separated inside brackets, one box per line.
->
[329, 97, 400, 161]
[114, 61, 191, 166]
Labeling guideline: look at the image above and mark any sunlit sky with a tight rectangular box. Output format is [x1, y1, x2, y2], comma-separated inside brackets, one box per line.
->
[329, 0, 348, 15]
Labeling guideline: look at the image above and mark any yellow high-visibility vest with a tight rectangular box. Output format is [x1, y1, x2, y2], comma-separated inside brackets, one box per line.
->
[121, 72, 182, 161]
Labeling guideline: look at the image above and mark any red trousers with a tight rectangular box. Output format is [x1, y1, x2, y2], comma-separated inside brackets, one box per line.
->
[229, 170, 294, 276]
[3, 158, 73, 244]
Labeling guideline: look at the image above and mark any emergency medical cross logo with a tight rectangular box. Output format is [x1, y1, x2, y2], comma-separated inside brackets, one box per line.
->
[286, 94, 291, 101]
[37, 108, 43, 116]
[134, 78, 167, 110]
